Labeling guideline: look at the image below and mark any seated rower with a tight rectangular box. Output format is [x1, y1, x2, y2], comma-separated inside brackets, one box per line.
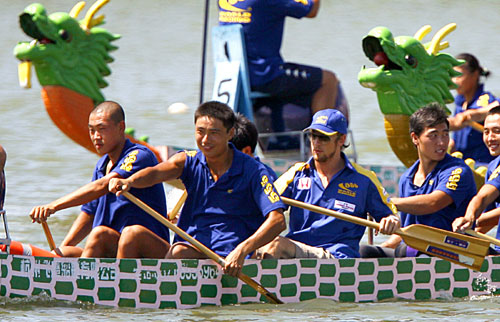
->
[361, 103, 476, 258]
[109, 101, 286, 277]
[257, 109, 399, 259]
[453, 106, 500, 254]
[30, 101, 171, 258]
[231, 113, 277, 180]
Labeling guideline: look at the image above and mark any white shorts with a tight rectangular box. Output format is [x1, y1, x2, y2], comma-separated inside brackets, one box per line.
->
[291, 239, 336, 259]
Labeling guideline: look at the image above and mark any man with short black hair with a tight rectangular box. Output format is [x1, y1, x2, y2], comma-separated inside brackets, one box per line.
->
[30, 101, 171, 258]
[231, 113, 277, 180]
[110, 101, 286, 277]
[361, 103, 476, 257]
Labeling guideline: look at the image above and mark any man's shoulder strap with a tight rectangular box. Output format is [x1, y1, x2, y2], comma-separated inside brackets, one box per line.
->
[275, 162, 309, 195]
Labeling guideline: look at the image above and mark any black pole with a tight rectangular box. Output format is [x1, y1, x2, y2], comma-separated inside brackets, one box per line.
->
[199, 0, 210, 104]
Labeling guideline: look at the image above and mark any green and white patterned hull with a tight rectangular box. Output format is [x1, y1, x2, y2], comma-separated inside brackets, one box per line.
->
[1, 254, 499, 309]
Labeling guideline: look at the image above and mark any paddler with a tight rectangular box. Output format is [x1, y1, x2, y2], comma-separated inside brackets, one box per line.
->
[109, 101, 286, 277]
[361, 103, 476, 257]
[256, 109, 400, 259]
[231, 113, 277, 180]
[30, 101, 171, 258]
[453, 106, 500, 254]
[218, 0, 344, 123]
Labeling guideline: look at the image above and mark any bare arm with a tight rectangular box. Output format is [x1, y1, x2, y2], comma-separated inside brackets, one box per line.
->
[60, 211, 94, 247]
[224, 209, 286, 276]
[452, 184, 500, 232]
[380, 234, 402, 249]
[30, 171, 120, 223]
[110, 152, 186, 196]
[391, 190, 453, 215]
[306, 0, 319, 17]
[448, 101, 499, 131]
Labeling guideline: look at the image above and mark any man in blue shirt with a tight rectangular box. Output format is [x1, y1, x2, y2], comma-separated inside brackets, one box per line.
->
[453, 106, 500, 253]
[231, 113, 277, 180]
[110, 101, 286, 277]
[362, 103, 476, 257]
[30, 101, 170, 258]
[256, 109, 399, 259]
[218, 0, 342, 117]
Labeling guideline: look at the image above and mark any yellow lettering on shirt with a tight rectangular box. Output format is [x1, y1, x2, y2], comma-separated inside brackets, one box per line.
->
[120, 150, 139, 172]
[338, 182, 358, 197]
[477, 94, 490, 107]
[446, 168, 462, 190]
[295, 0, 309, 5]
[261, 175, 279, 203]
[489, 165, 500, 181]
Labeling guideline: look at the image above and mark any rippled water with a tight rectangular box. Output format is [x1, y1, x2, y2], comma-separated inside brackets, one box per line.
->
[2, 0, 500, 320]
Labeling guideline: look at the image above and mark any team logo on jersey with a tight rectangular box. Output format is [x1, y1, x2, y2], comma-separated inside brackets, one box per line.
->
[227, 189, 233, 194]
[120, 150, 139, 172]
[185, 150, 198, 157]
[334, 200, 356, 212]
[298, 177, 311, 190]
[219, 0, 252, 23]
[477, 94, 490, 107]
[338, 182, 358, 197]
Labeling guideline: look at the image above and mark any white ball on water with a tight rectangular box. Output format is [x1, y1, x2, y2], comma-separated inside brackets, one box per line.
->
[168, 102, 190, 114]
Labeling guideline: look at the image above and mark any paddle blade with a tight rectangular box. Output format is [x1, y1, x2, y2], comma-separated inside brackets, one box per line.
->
[400, 224, 489, 270]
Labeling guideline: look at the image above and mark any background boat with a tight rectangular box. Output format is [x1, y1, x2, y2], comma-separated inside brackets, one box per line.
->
[2, 0, 500, 320]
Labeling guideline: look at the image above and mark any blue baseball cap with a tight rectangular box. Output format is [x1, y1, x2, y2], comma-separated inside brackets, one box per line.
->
[303, 109, 348, 135]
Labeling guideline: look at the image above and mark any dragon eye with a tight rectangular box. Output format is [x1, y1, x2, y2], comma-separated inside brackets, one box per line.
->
[59, 30, 71, 42]
[405, 55, 417, 67]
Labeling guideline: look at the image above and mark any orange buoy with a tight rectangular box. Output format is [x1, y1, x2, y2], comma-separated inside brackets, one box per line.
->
[0, 240, 60, 257]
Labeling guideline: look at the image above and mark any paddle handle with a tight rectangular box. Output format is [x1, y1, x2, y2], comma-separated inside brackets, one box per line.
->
[465, 228, 500, 247]
[41, 221, 56, 251]
[169, 189, 187, 220]
[281, 197, 382, 231]
[470, 121, 484, 133]
[123, 191, 282, 304]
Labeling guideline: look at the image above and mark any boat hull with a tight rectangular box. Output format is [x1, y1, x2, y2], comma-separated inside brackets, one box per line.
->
[1, 254, 498, 309]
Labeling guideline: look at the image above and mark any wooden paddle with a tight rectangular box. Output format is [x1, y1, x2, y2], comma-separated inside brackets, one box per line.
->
[123, 191, 282, 304]
[470, 121, 484, 133]
[465, 228, 500, 248]
[281, 196, 490, 271]
[41, 221, 57, 251]
[169, 189, 187, 221]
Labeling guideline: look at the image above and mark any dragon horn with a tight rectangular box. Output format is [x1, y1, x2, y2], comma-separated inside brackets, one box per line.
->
[414, 25, 431, 41]
[69, 1, 86, 18]
[81, 0, 110, 30]
[428, 23, 457, 55]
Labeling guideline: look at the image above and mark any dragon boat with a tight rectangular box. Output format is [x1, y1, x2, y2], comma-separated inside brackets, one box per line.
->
[0, 253, 499, 309]
[7, 0, 500, 310]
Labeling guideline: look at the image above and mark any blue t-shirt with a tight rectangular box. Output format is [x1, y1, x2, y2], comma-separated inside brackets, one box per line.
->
[176, 144, 285, 257]
[399, 154, 476, 232]
[81, 139, 170, 242]
[218, 0, 314, 86]
[483, 155, 500, 250]
[275, 153, 397, 258]
[453, 84, 497, 165]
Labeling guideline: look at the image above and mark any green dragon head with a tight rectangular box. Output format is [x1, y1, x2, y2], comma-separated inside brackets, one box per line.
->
[13, 0, 120, 104]
[358, 24, 463, 115]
